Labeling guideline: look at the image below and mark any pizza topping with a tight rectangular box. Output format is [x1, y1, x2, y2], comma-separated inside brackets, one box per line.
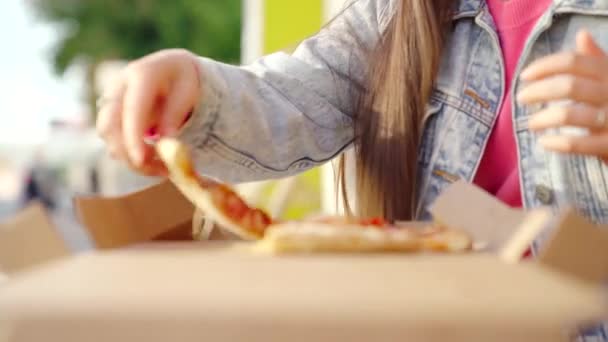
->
[157, 138, 273, 240]
[358, 217, 387, 228]
[310, 216, 388, 229]
[250, 209, 273, 234]
[202, 180, 273, 236]
[224, 191, 249, 221]
[237, 208, 272, 236]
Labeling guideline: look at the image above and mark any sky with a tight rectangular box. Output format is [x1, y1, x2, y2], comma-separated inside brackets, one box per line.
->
[0, 1, 85, 146]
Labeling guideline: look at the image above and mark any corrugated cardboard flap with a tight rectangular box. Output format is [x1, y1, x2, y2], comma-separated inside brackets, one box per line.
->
[430, 181, 608, 285]
[75, 181, 194, 249]
[538, 209, 608, 284]
[0, 202, 69, 274]
[499, 209, 553, 263]
[429, 181, 527, 251]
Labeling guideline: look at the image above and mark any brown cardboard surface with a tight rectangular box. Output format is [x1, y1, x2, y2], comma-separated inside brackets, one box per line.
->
[539, 209, 608, 284]
[2, 181, 607, 341]
[429, 181, 527, 251]
[499, 209, 553, 263]
[74, 180, 195, 249]
[0, 242, 605, 342]
[430, 181, 608, 285]
[0, 202, 69, 274]
[151, 222, 193, 241]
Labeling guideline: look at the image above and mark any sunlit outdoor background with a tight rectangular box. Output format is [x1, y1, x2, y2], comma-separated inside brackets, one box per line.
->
[0, 0, 348, 247]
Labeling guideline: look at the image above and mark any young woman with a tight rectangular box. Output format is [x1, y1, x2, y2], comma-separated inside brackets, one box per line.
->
[97, 0, 608, 339]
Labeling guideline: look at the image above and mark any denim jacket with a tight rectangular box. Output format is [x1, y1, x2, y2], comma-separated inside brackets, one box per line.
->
[178, 1, 608, 338]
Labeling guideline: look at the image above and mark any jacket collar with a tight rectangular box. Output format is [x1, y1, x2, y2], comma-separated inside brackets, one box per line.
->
[454, 0, 608, 19]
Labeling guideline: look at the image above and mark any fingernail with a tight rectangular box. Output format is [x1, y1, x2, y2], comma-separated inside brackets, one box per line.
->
[520, 68, 532, 80]
[182, 111, 193, 124]
[146, 126, 158, 136]
[516, 92, 527, 104]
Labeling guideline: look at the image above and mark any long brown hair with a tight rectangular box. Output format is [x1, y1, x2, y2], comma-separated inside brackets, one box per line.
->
[339, 0, 452, 221]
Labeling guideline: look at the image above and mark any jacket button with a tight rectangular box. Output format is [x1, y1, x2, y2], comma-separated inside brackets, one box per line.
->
[535, 185, 554, 205]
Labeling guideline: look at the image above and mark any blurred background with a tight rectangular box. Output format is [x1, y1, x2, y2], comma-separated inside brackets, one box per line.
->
[0, 0, 348, 246]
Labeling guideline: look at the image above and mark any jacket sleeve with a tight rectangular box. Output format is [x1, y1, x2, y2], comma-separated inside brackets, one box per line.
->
[177, 0, 392, 182]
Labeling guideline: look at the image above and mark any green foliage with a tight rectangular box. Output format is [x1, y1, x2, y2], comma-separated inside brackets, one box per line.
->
[30, 0, 242, 75]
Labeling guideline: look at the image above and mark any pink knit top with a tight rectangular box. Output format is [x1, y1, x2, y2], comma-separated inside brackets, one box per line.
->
[473, 0, 552, 208]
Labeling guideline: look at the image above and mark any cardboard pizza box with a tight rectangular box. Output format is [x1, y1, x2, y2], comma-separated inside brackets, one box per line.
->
[0, 181, 195, 279]
[1, 181, 607, 342]
[0, 202, 69, 275]
[0, 242, 605, 342]
[74, 180, 195, 248]
[428, 181, 608, 284]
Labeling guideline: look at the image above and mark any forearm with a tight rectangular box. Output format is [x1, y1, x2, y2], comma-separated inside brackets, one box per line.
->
[177, 0, 390, 183]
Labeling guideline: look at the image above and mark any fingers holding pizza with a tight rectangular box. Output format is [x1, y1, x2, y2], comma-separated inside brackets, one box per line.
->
[156, 138, 473, 254]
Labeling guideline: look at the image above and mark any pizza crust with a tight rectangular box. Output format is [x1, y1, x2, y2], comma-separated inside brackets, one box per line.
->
[419, 229, 474, 253]
[254, 223, 412, 253]
[254, 222, 472, 254]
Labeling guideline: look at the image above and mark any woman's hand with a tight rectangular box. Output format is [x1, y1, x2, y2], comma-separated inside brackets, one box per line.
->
[96, 49, 201, 176]
[518, 30, 608, 161]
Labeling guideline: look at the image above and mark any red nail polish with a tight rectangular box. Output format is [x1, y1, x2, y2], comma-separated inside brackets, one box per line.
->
[146, 126, 158, 136]
[182, 111, 193, 125]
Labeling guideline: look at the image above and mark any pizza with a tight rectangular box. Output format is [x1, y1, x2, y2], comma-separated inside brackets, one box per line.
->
[257, 220, 472, 254]
[156, 138, 473, 253]
[156, 138, 271, 240]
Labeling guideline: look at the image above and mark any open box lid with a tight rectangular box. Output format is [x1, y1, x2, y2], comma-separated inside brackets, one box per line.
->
[0, 202, 69, 274]
[74, 178, 608, 284]
[74, 180, 195, 249]
[0, 181, 195, 276]
[430, 181, 608, 284]
[537, 209, 608, 284]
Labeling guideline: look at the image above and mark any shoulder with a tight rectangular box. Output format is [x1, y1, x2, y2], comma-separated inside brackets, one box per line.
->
[341, 0, 397, 33]
[375, 0, 398, 33]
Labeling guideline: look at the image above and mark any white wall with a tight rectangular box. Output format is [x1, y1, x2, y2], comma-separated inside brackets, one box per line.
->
[241, 0, 265, 64]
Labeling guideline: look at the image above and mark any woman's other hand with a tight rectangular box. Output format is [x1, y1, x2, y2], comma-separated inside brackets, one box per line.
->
[519, 30, 608, 161]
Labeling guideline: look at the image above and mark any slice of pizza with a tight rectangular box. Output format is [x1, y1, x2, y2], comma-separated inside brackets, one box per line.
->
[255, 221, 420, 253]
[156, 138, 272, 240]
[156, 138, 473, 253]
[256, 221, 472, 254]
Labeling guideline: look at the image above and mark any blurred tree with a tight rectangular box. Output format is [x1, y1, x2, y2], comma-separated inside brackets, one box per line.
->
[30, 0, 242, 121]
